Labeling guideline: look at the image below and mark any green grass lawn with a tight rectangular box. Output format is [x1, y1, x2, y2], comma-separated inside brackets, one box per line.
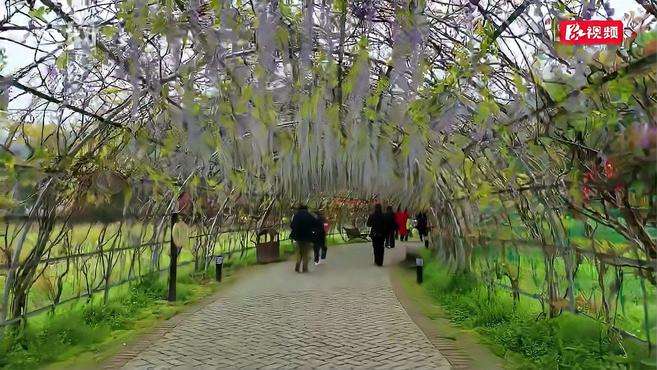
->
[471, 243, 657, 343]
[418, 248, 657, 369]
[0, 228, 352, 369]
[0, 263, 218, 369]
[451, 213, 657, 343]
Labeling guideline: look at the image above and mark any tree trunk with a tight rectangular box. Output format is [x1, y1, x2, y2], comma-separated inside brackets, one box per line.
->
[11, 215, 55, 323]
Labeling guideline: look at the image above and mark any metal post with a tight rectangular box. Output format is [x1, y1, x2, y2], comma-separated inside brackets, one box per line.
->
[167, 214, 178, 302]
[215, 255, 224, 282]
[416, 257, 424, 284]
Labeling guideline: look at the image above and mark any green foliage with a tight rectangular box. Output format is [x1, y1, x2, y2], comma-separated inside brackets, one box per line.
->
[422, 257, 655, 369]
[27, 7, 49, 21]
[0, 270, 200, 369]
[0, 309, 109, 369]
[81, 272, 168, 330]
[55, 52, 69, 70]
[83, 302, 128, 330]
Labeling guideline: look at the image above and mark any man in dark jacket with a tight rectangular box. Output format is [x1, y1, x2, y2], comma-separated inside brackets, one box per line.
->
[367, 203, 389, 266]
[290, 205, 319, 273]
[416, 211, 429, 247]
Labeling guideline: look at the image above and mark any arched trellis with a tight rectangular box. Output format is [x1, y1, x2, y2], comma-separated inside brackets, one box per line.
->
[0, 0, 655, 350]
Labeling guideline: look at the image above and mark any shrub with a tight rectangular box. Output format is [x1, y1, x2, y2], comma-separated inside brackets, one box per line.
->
[0, 310, 109, 370]
[0, 270, 195, 369]
[471, 298, 514, 327]
[83, 303, 127, 329]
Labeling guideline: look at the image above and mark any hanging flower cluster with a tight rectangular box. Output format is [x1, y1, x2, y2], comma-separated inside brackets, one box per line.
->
[582, 158, 627, 204]
[330, 197, 369, 207]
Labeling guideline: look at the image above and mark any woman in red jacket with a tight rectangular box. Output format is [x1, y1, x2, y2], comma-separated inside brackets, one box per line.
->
[394, 207, 410, 241]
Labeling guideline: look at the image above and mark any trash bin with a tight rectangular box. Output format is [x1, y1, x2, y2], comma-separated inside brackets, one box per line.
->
[255, 228, 280, 264]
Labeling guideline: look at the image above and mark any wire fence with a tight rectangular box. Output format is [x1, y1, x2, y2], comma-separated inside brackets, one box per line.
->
[0, 222, 346, 328]
[432, 232, 657, 270]
[0, 225, 288, 272]
[0, 222, 288, 327]
[0, 260, 195, 327]
[428, 232, 656, 346]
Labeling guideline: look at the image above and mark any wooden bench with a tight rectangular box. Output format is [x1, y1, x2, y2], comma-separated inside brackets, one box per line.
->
[343, 227, 369, 241]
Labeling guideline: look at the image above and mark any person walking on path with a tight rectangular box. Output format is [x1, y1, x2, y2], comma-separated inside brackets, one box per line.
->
[394, 207, 410, 242]
[416, 211, 429, 245]
[290, 205, 318, 273]
[313, 211, 329, 265]
[367, 204, 389, 266]
[384, 206, 397, 249]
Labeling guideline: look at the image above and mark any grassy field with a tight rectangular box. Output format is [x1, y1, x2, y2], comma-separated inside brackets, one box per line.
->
[0, 225, 353, 369]
[462, 215, 657, 342]
[0, 222, 296, 316]
[471, 244, 657, 342]
[0, 263, 218, 369]
[481, 214, 657, 254]
[418, 248, 657, 369]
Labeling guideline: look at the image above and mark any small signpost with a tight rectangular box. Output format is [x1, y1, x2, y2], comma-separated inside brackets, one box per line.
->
[215, 255, 224, 282]
[214, 254, 224, 281]
[416, 257, 424, 284]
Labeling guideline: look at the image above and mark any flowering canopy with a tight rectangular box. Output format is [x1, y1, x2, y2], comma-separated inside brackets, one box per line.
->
[0, 0, 656, 257]
[0, 2, 656, 345]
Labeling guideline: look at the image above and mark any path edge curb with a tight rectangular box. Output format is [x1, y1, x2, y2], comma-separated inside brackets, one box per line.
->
[389, 264, 473, 370]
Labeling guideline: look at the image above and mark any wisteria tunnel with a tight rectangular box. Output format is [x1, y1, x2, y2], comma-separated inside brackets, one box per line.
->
[0, 0, 656, 368]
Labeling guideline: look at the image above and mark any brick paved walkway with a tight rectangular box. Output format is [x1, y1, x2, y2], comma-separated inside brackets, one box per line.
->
[117, 243, 451, 369]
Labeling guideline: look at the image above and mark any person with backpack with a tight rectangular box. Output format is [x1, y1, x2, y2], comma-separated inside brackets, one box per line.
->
[290, 204, 319, 273]
[367, 203, 389, 266]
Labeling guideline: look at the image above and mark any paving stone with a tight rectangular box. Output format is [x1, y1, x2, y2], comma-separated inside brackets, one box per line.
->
[113, 244, 451, 369]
